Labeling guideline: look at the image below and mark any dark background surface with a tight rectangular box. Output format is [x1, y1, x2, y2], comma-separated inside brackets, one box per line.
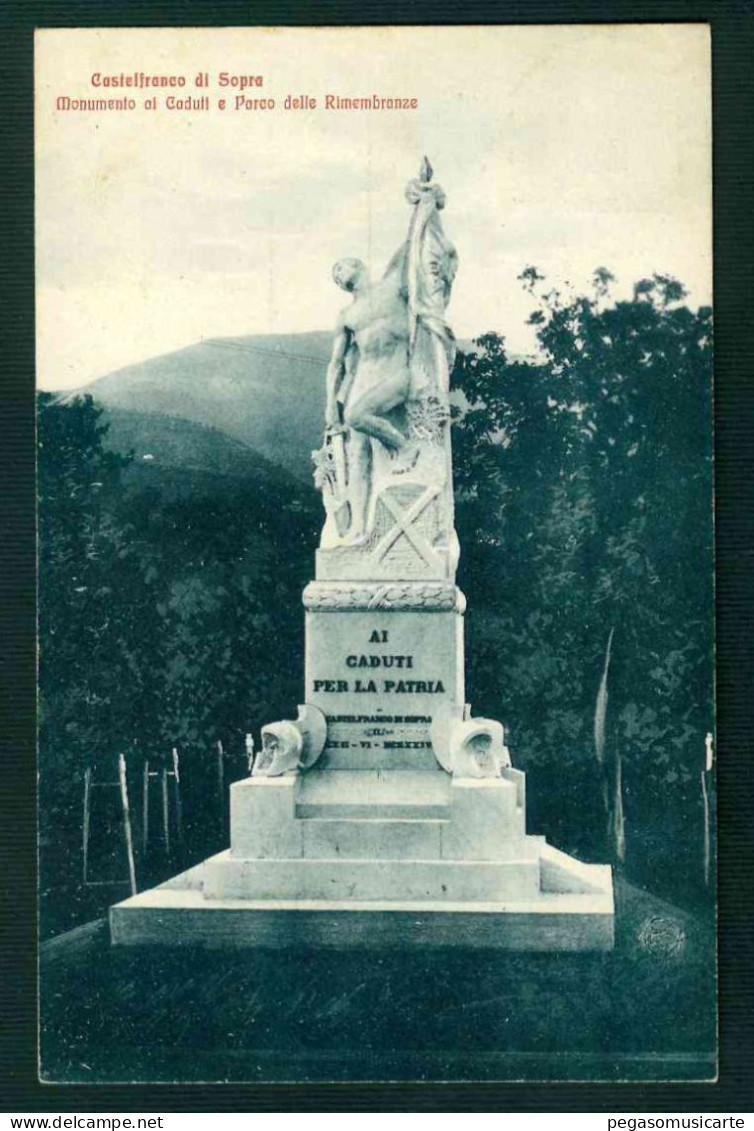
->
[39, 879, 717, 1086]
[2, 0, 753, 1113]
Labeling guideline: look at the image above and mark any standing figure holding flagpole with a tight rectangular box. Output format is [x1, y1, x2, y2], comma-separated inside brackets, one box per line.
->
[315, 158, 458, 557]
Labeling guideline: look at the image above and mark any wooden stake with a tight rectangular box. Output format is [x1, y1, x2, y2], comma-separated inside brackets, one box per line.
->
[118, 753, 138, 896]
[702, 732, 714, 888]
[82, 766, 92, 885]
[161, 767, 170, 859]
[216, 739, 224, 810]
[701, 770, 711, 887]
[142, 759, 150, 854]
[612, 747, 626, 866]
[172, 747, 183, 841]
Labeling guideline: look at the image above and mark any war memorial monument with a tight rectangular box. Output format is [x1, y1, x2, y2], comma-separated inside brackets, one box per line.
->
[110, 161, 615, 950]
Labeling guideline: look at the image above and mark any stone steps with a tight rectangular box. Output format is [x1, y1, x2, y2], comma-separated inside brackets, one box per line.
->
[320, 747, 439, 772]
[297, 799, 450, 819]
[295, 769, 451, 821]
[540, 843, 612, 894]
[110, 883, 616, 951]
[203, 851, 541, 903]
[301, 817, 444, 860]
[298, 817, 537, 862]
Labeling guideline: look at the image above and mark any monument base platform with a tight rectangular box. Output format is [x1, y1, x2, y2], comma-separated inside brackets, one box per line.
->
[111, 765, 614, 952]
[110, 856, 614, 951]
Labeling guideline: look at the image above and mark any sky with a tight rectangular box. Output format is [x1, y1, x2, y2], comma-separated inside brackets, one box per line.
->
[36, 25, 712, 390]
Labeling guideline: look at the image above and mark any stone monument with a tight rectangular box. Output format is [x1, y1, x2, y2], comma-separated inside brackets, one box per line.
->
[111, 160, 614, 950]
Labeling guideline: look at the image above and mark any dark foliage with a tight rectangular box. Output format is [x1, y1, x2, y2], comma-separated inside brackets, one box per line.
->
[451, 270, 714, 902]
[38, 394, 320, 932]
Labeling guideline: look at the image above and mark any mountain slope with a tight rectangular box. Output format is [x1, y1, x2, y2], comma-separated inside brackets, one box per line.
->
[78, 333, 333, 483]
[102, 407, 287, 479]
[100, 407, 320, 516]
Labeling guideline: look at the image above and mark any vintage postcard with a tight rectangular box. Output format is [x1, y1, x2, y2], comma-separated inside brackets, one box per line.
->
[36, 25, 715, 1083]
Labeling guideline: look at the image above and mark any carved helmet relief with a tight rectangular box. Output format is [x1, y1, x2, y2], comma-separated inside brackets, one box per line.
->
[252, 706, 328, 777]
[253, 721, 303, 777]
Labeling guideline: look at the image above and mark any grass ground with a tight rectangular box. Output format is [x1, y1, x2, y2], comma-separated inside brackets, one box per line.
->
[39, 878, 716, 1085]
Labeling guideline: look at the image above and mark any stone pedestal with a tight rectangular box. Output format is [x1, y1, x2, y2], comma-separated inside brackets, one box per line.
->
[111, 719, 614, 949]
[111, 492, 614, 952]
[304, 580, 465, 770]
[111, 758, 614, 948]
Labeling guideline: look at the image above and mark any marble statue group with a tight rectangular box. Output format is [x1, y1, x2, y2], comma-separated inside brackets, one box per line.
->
[315, 157, 459, 550]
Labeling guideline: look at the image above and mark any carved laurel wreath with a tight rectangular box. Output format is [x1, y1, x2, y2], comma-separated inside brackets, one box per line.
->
[303, 581, 464, 612]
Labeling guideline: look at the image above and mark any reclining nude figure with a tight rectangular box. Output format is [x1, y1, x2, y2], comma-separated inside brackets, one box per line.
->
[322, 159, 458, 546]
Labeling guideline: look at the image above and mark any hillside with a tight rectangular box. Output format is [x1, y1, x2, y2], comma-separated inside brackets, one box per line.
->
[101, 407, 295, 482]
[76, 333, 333, 483]
[74, 331, 477, 484]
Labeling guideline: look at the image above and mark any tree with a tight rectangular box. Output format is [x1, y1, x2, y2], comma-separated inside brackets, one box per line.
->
[451, 270, 713, 899]
[38, 392, 321, 931]
[38, 394, 139, 772]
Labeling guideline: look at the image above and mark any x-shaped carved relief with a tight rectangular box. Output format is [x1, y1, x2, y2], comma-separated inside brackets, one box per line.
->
[372, 484, 443, 568]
